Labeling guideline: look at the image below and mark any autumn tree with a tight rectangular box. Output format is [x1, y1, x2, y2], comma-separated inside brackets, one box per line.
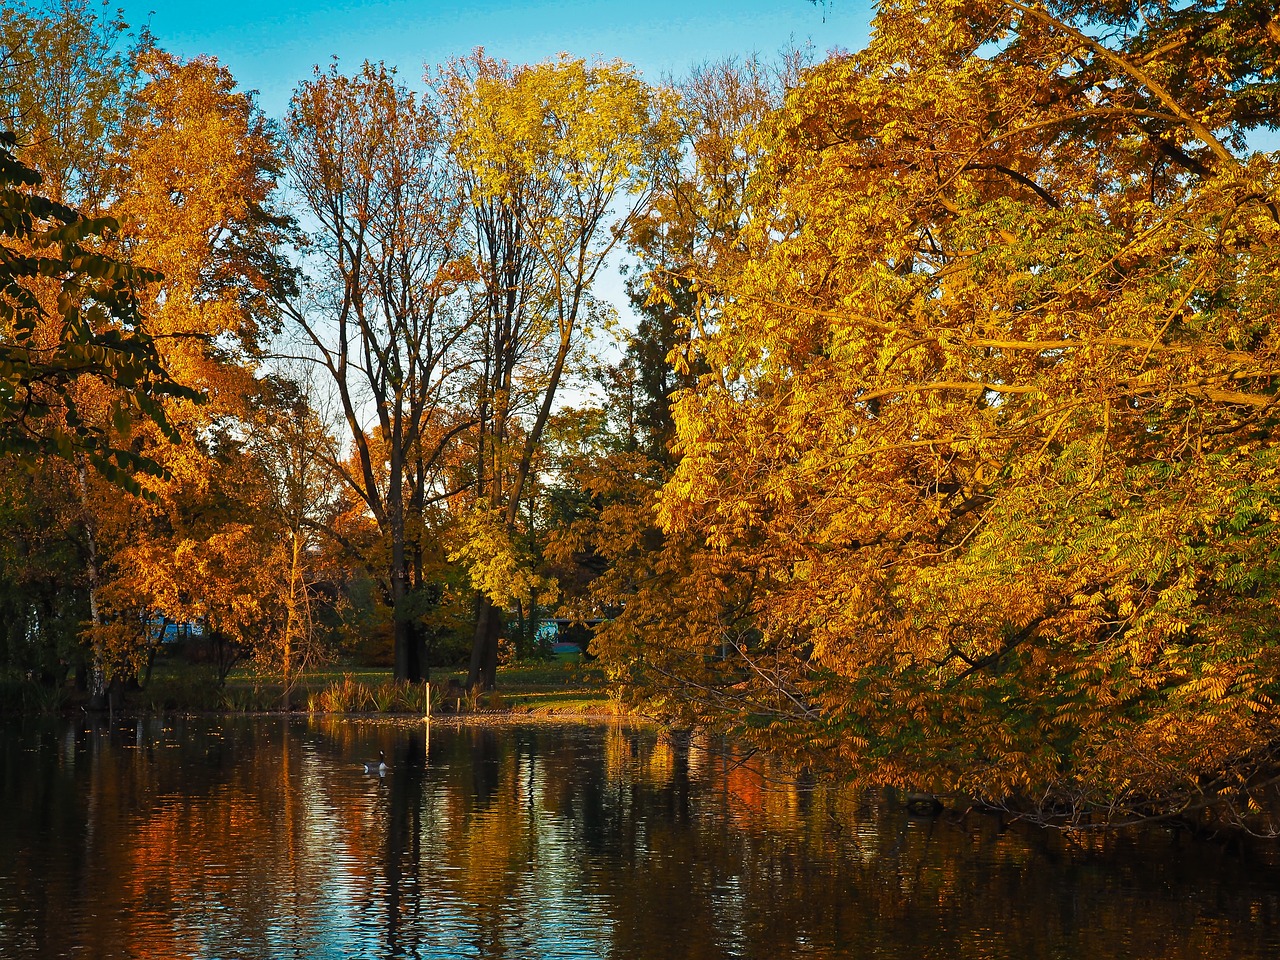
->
[244, 373, 343, 706]
[438, 52, 677, 689]
[600, 0, 1280, 821]
[0, 0, 150, 210]
[74, 51, 293, 701]
[1, 6, 233, 702]
[283, 62, 474, 683]
[547, 57, 795, 663]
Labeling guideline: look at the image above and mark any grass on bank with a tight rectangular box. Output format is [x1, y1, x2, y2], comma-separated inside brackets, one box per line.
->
[1, 647, 618, 716]
[132, 653, 614, 716]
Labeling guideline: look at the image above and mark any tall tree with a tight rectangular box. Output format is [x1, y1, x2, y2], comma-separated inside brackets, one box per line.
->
[440, 52, 677, 689]
[80, 51, 295, 701]
[283, 62, 473, 683]
[0, 6, 217, 702]
[546, 57, 795, 664]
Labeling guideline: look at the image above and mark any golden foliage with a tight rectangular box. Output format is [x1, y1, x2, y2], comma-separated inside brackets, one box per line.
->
[600, 0, 1280, 818]
[449, 505, 558, 611]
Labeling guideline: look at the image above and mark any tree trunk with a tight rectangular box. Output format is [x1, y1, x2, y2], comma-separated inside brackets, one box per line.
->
[389, 453, 424, 683]
[514, 598, 527, 661]
[77, 459, 109, 711]
[467, 595, 501, 690]
[466, 333, 573, 689]
[282, 531, 300, 711]
[393, 587, 418, 682]
[392, 579, 426, 684]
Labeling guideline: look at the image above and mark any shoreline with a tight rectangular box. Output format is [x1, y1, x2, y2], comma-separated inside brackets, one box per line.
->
[3, 701, 645, 724]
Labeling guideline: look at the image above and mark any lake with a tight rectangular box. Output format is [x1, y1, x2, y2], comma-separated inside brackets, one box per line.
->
[2, 715, 1279, 959]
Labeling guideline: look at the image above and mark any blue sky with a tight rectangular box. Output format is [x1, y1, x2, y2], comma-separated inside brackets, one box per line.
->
[120, 0, 876, 116]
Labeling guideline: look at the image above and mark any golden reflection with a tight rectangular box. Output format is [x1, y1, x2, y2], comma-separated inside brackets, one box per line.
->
[1, 718, 1278, 960]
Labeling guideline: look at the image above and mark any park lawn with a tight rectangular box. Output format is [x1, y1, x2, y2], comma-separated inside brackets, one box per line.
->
[2, 650, 628, 717]
[220, 655, 614, 715]
[136, 649, 618, 715]
[425, 657, 617, 715]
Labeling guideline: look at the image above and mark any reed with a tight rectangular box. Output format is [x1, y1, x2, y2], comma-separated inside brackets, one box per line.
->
[308, 675, 431, 714]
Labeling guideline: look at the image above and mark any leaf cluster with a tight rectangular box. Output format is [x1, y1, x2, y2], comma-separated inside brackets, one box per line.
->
[599, 0, 1280, 821]
[0, 130, 197, 489]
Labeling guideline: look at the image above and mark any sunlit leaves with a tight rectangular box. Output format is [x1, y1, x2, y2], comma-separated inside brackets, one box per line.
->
[434, 51, 677, 687]
[608, 0, 1280, 819]
[0, 131, 193, 485]
[449, 505, 558, 611]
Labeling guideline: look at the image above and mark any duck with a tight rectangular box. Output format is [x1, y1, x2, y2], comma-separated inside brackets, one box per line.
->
[363, 750, 390, 775]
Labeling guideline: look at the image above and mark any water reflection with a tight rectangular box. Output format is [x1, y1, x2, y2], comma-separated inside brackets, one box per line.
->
[2, 716, 1279, 959]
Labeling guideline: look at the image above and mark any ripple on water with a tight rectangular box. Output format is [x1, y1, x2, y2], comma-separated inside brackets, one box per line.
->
[2, 717, 1280, 959]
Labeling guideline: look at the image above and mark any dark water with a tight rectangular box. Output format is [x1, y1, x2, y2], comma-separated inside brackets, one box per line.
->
[2, 716, 1279, 959]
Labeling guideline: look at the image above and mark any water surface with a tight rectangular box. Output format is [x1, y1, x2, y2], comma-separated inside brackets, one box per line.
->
[2, 716, 1279, 959]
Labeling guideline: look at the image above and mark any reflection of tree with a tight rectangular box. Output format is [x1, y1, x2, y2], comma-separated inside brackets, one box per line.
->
[120, 719, 332, 958]
[4, 719, 1280, 959]
[381, 728, 427, 956]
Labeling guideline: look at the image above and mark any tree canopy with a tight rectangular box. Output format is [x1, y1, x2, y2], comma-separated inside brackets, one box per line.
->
[592, 0, 1280, 821]
[0, 130, 192, 483]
